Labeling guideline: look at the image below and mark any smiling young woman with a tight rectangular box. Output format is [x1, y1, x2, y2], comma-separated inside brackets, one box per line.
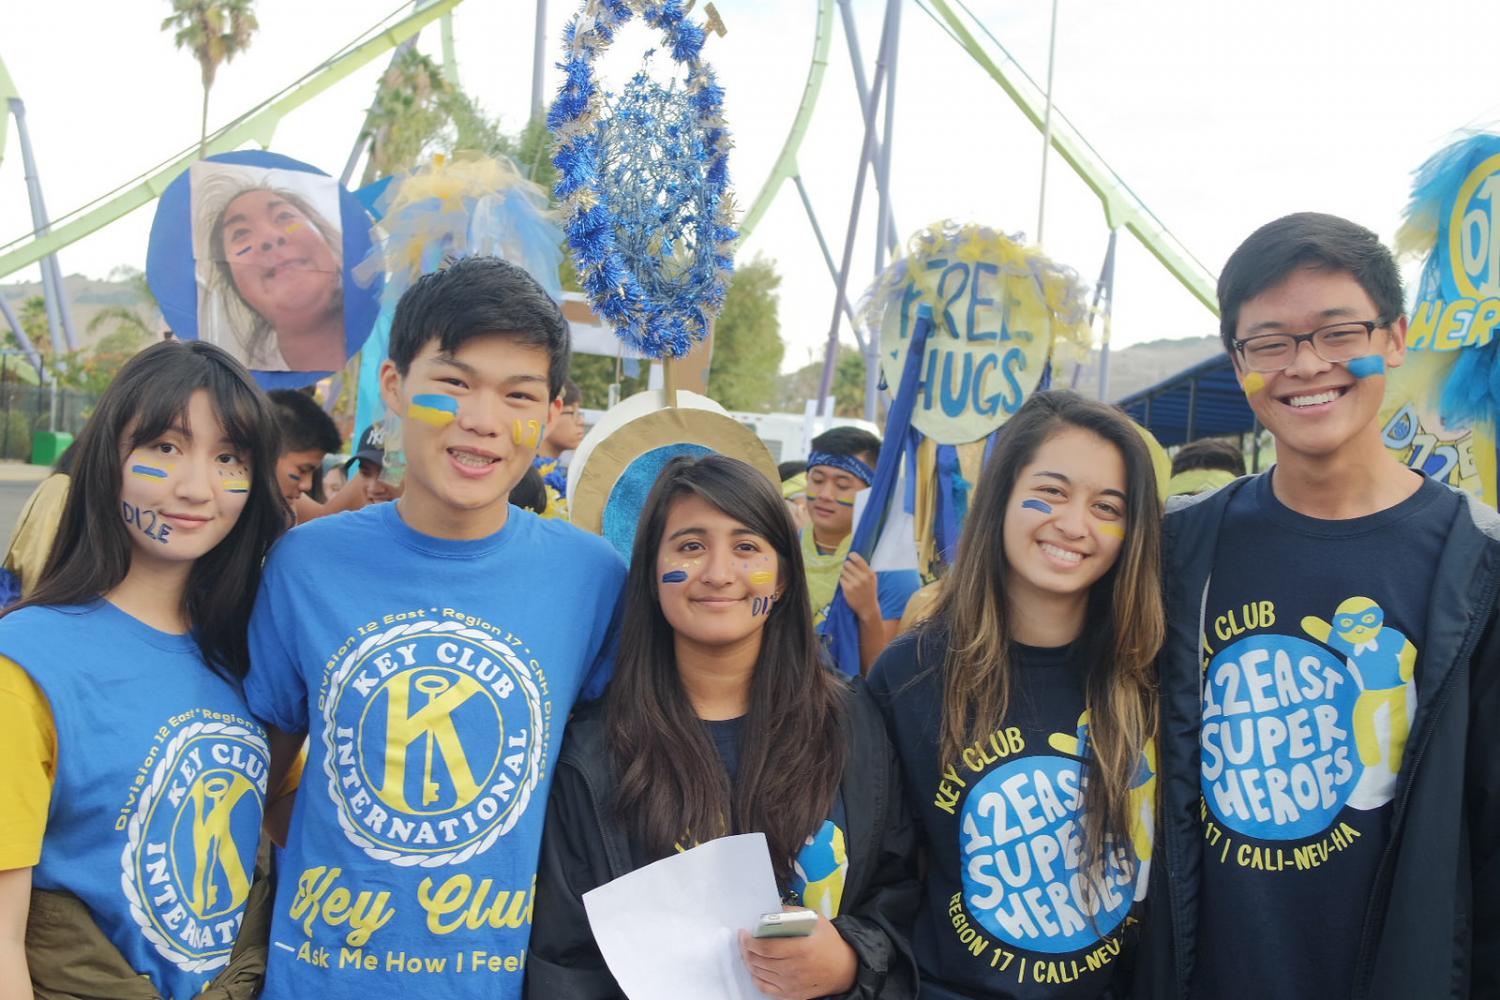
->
[867, 390, 1164, 1000]
[528, 455, 919, 1000]
[0, 341, 287, 999]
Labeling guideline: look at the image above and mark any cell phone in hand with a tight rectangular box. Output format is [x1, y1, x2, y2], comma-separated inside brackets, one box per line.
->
[752, 908, 818, 939]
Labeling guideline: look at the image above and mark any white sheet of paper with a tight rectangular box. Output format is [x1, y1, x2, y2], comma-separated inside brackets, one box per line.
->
[582, 833, 783, 1000]
[852, 481, 920, 573]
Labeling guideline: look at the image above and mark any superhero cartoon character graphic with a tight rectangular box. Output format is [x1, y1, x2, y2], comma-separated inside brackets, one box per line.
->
[1302, 597, 1417, 809]
[1048, 711, 1155, 902]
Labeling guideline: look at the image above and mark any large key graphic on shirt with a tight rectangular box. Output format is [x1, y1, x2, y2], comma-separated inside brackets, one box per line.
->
[416, 675, 450, 806]
[373, 670, 486, 813]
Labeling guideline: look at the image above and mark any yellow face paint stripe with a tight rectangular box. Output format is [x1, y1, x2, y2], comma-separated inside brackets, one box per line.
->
[512, 419, 543, 448]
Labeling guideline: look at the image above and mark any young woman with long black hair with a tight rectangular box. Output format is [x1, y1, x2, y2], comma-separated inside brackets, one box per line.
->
[0, 340, 287, 998]
[867, 390, 1164, 1000]
[527, 454, 918, 1000]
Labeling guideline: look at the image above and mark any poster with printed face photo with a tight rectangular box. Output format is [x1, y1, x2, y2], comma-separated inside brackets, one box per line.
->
[190, 161, 345, 373]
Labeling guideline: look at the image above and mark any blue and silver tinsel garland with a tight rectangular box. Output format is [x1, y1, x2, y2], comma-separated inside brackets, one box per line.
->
[548, 0, 737, 359]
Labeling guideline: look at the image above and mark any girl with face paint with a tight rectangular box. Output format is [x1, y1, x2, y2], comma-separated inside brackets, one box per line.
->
[528, 455, 920, 1000]
[866, 391, 1165, 1000]
[0, 341, 287, 998]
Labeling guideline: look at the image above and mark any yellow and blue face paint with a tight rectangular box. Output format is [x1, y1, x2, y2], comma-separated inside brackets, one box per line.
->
[221, 479, 250, 494]
[1346, 355, 1385, 378]
[410, 394, 459, 428]
[513, 419, 544, 449]
[130, 462, 170, 481]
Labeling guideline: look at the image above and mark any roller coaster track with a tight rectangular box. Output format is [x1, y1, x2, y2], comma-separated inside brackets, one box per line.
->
[739, 0, 1219, 317]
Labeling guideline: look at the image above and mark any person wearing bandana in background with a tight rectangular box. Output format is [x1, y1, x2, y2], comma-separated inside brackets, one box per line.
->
[802, 427, 921, 675]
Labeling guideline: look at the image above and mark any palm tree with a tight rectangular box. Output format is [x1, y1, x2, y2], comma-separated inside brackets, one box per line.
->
[161, 0, 259, 155]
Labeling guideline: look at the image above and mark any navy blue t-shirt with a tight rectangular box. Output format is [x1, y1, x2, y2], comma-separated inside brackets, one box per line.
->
[869, 629, 1152, 1000]
[1191, 470, 1455, 1000]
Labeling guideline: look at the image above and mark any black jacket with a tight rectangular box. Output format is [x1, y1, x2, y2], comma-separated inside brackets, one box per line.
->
[1137, 475, 1500, 999]
[525, 684, 921, 999]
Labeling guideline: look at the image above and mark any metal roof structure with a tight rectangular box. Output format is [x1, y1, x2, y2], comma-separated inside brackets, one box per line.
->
[1116, 351, 1258, 447]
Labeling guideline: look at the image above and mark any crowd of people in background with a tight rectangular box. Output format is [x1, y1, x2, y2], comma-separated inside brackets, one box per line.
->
[0, 214, 1495, 1000]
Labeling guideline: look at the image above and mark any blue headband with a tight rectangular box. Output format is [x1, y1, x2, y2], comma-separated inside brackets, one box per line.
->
[807, 450, 875, 485]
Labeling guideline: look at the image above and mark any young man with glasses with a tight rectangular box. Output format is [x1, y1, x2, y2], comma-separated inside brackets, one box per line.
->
[1140, 213, 1500, 999]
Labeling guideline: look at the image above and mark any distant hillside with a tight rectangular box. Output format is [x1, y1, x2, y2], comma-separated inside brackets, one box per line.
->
[1067, 335, 1223, 402]
[0, 273, 160, 350]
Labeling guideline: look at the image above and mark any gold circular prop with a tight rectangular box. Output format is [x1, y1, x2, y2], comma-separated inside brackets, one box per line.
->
[569, 393, 780, 558]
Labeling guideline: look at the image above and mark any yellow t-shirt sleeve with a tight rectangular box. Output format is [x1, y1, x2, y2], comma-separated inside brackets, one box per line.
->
[275, 743, 307, 801]
[0, 655, 56, 869]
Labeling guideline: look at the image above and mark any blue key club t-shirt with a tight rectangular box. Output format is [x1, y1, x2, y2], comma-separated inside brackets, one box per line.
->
[0, 601, 269, 1000]
[245, 502, 625, 1000]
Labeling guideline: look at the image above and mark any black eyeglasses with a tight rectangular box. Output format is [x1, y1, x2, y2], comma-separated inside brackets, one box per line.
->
[1232, 321, 1380, 373]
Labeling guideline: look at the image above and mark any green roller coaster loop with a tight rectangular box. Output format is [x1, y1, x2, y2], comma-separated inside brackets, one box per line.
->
[0, 0, 464, 280]
[739, 0, 1219, 318]
[737, 0, 835, 241]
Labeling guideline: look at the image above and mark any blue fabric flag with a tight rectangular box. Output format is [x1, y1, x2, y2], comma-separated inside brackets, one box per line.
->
[821, 305, 934, 676]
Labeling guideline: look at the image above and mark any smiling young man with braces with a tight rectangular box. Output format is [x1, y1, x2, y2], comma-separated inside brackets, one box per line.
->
[244, 258, 626, 1000]
[1140, 213, 1500, 1000]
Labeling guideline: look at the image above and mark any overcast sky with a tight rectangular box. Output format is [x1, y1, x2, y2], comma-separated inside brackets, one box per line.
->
[3, 0, 1498, 375]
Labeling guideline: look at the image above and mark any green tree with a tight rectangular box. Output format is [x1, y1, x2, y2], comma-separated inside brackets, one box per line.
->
[16, 296, 53, 364]
[361, 49, 533, 184]
[49, 327, 152, 396]
[86, 265, 158, 347]
[85, 307, 154, 346]
[569, 355, 648, 411]
[161, 0, 259, 154]
[776, 346, 865, 417]
[708, 256, 783, 411]
[108, 265, 159, 313]
[363, 48, 455, 183]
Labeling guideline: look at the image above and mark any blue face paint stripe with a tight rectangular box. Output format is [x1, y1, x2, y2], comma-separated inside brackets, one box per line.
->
[411, 394, 461, 413]
[130, 464, 169, 480]
[1020, 498, 1053, 515]
[1346, 355, 1385, 378]
[660, 570, 688, 584]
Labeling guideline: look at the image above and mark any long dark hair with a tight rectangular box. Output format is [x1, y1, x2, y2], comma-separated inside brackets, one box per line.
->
[928, 390, 1163, 884]
[7, 340, 287, 680]
[607, 455, 847, 885]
